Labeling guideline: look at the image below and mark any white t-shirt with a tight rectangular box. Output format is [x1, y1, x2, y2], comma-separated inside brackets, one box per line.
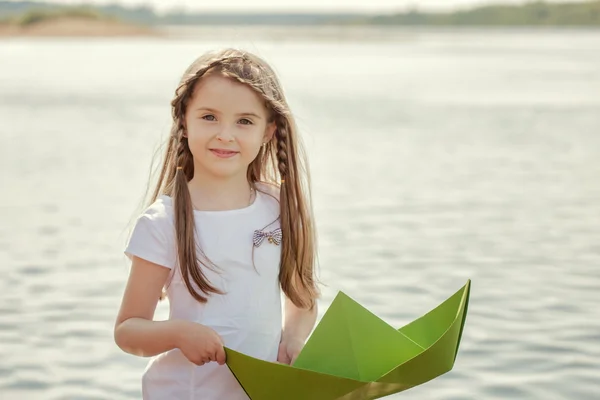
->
[124, 183, 283, 400]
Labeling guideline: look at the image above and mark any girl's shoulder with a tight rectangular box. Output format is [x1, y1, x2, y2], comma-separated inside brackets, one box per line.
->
[138, 195, 175, 223]
[125, 196, 177, 269]
[130, 196, 176, 240]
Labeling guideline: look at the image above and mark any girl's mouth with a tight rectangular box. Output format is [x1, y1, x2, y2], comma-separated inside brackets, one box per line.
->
[210, 149, 239, 158]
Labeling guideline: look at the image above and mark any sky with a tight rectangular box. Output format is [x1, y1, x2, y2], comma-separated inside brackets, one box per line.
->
[10, 0, 588, 13]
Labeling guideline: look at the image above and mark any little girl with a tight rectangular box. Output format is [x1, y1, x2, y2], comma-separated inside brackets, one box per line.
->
[114, 48, 320, 399]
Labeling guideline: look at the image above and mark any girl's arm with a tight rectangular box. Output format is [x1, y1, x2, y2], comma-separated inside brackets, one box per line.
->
[113, 257, 225, 365]
[114, 257, 179, 357]
[278, 294, 318, 364]
[283, 296, 318, 344]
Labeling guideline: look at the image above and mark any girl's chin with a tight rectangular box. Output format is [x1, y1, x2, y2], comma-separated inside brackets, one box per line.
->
[200, 164, 248, 179]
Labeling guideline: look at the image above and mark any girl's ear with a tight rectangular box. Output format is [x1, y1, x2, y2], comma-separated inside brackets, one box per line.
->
[181, 121, 188, 138]
[181, 110, 189, 138]
[263, 122, 276, 143]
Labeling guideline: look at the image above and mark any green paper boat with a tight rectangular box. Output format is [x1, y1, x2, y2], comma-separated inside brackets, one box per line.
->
[225, 279, 471, 400]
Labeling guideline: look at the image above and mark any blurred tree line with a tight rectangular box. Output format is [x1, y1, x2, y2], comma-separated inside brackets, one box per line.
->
[0, 0, 599, 26]
[369, 0, 600, 26]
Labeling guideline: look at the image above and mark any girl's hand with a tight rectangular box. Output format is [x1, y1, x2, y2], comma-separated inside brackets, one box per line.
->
[174, 320, 226, 366]
[277, 336, 305, 365]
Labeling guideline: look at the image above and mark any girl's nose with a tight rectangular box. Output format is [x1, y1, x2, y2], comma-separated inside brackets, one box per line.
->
[216, 126, 235, 143]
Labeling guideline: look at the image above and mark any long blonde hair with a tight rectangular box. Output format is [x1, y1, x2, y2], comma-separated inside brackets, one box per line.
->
[146, 48, 318, 309]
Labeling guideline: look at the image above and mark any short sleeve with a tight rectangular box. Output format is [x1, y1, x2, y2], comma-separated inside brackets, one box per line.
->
[124, 212, 176, 270]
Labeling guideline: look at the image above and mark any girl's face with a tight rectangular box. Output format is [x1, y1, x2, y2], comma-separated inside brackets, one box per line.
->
[184, 73, 275, 181]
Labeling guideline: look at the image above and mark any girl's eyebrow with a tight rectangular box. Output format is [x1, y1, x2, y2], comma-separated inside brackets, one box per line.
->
[238, 112, 263, 120]
[195, 106, 219, 113]
[195, 107, 262, 119]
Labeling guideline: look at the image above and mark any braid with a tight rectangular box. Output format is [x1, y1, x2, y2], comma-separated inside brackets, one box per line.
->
[172, 136, 222, 303]
[176, 137, 192, 174]
[276, 119, 289, 179]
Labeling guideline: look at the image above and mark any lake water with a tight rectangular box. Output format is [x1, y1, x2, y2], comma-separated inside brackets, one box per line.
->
[1, 26, 599, 399]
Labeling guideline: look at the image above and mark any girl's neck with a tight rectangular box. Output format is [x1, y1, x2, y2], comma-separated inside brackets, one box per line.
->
[186, 174, 255, 212]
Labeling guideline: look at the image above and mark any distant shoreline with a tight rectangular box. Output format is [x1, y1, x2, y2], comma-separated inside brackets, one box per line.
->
[0, 0, 599, 35]
[1, 21, 599, 40]
[0, 17, 159, 38]
[0, 0, 599, 39]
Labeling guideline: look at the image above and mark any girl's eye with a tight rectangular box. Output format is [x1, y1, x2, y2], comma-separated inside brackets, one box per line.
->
[202, 115, 216, 121]
[238, 118, 253, 125]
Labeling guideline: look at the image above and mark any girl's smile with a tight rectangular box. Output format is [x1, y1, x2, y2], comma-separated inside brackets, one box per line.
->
[209, 148, 240, 158]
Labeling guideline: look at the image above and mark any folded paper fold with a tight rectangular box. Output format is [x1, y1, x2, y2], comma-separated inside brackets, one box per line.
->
[225, 279, 471, 400]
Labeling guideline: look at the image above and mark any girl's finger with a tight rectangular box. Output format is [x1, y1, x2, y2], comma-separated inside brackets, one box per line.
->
[215, 347, 226, 365]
